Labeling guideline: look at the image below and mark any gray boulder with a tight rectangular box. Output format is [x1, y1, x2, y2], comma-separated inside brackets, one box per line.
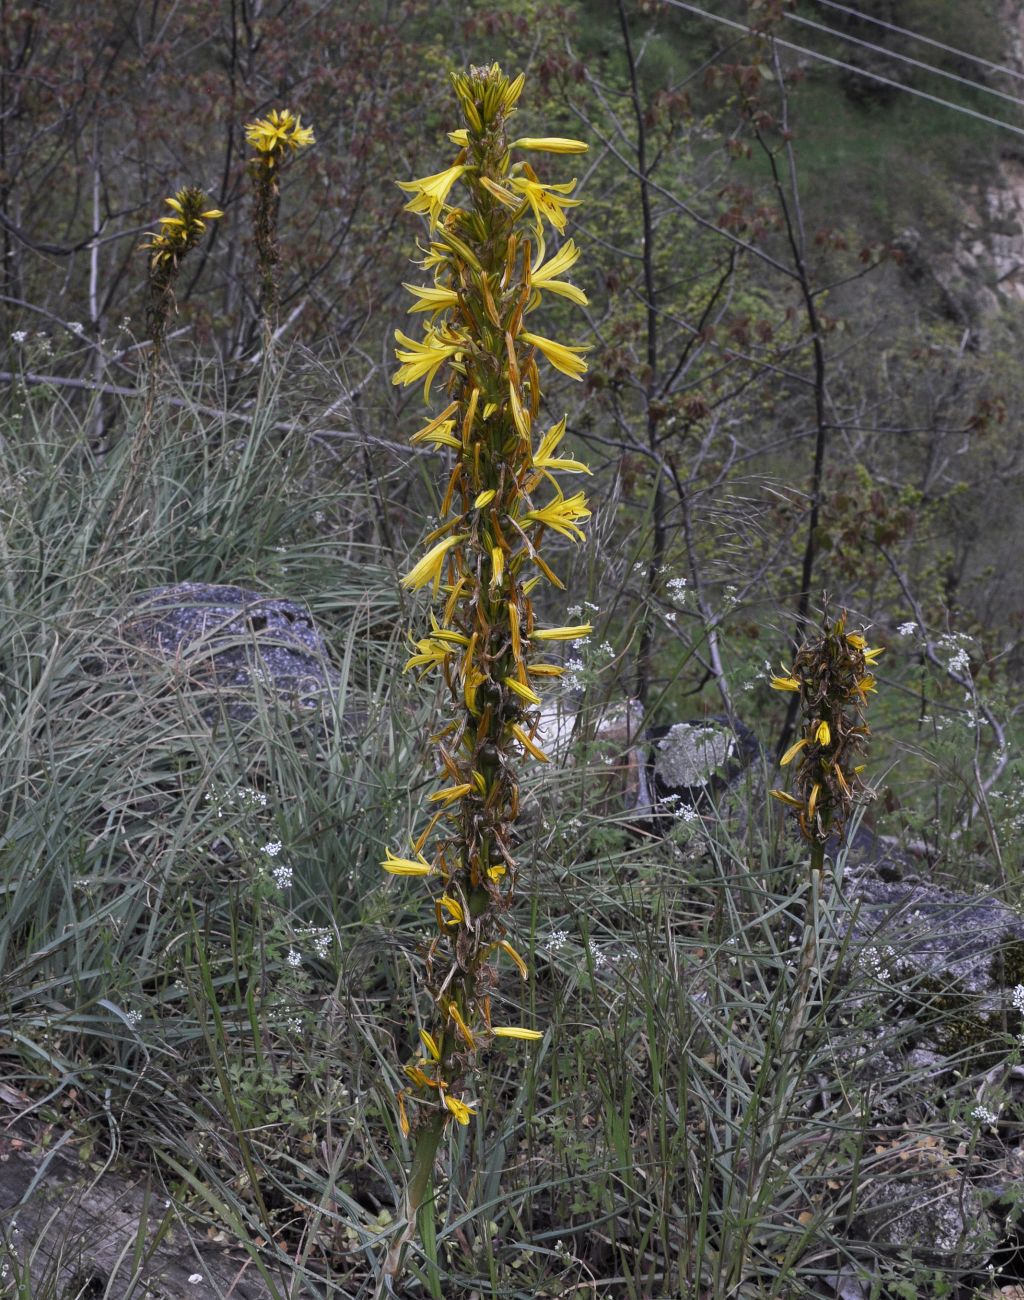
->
[121, 583, 340, 722]
[645, 716, 760, 818]
[851, 1151, 996, 1268]
[845, 872, 1024, 997]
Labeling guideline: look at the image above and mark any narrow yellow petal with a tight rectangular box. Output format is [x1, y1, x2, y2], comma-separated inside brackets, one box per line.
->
[496, 940, 529, 979]
[504, 676, 541, 706]
[438, 893, 465, 923]
[511, 723, 550, 763]
[492, 1026, 544, 1040]
[443, 1092, 475, 1124]
[427, 783, 474, 806]
[401, 534, 465, 592]
[808, 783, 821, 818]
[419, 1029, 441, 1060]
[510, 136, 588, 153]
[447, 1002, 475, 1047]
[779, 738, 808, 767]
[381, 850, 433, 876]
[532, 623, 592, 641]
[490, 545, 505, 590]
[520, 330, 589, 380]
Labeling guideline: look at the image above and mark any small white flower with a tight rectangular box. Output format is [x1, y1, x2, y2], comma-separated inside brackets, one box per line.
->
[307, 928, 333, 959]
[545, 929, 568, 952]
[188, 1275, 204, 1286]
[587, 939, 609, 970]
[11, 330, 27, 343]
[262, 841, 283, 856]
[68, 321, 84, 335]
[972, 1104, 997, 1125]
[1012, 984, 1024, 1016]
[897, 621, 917, 636]
[272, 864, 293, 890]
[313, 510, 326, 524]
[125, 1009, 142, 1028]
[287, 948, 302, 968]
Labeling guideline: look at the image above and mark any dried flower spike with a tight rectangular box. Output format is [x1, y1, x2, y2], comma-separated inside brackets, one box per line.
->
[770, 609, 879, 847]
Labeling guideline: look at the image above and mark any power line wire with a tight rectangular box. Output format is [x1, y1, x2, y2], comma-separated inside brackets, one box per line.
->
[807, 0, 1024, 86]
[786, 8, 1024, 111]
[660, 0, 1024, 142]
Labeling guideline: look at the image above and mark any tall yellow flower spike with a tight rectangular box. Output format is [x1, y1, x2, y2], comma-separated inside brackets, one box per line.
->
[244, 106, 315, 335]
[378, 65, 588, 1292]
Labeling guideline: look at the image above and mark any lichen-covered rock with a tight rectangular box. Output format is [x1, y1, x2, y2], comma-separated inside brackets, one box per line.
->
[845, 873, 1024, 996]
[0, 1129, 284, 1298]
[122, 583, 339, 722]
[851, 1145, 996, 1267]
[646, 716, 760, 814]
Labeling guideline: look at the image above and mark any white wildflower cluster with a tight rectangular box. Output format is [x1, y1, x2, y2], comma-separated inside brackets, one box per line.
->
[992, 776, 1024, 834]
[287, 948, 302, 968]
[972, 1104, 997, 1126]
[544, 929, 569, 952]
[305, 927, 333, 960]
[1012, 984, 1024, 1016]
[857, 945, 899, 982]
[659, 792, 699, 823]
[587, 939, 609, 970]
[897, 621, 918, 637]
[68, 321, 85, 335]
[272, 863, 293, 890]
[204, 785, 269, 818]
[667, 575, 688, 606]
[125, 1009, 142, 1029]
[563, 656, 585, 691]
[11, 330, 27, 344]
[937, 633, 972, 677]
[262, 840, 283, 856]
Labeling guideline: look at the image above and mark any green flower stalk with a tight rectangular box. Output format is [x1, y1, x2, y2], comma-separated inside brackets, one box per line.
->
[759, 606, 880, 1214]
[380, 64, 589, 1287]
[143, 187, 223, 367]
[244, 108, 315, 339]
[103, 185, 222, 552]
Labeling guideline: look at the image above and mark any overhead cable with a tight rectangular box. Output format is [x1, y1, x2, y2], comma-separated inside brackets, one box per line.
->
[808, 0, 1024, 86]
[660, 0, 1024, 142]
[787, 8, 1024, 110]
